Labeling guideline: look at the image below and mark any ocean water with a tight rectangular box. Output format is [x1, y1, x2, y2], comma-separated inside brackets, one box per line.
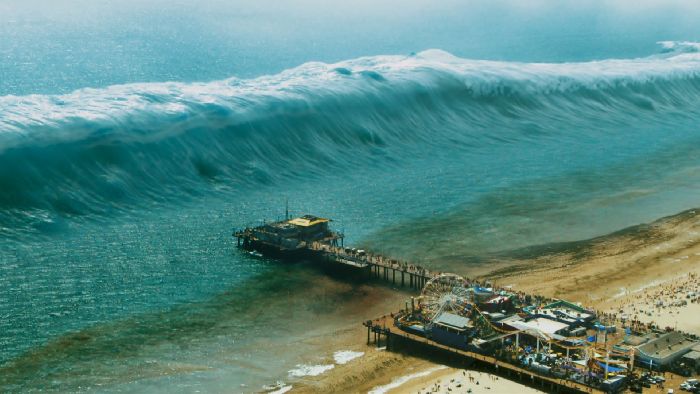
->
[2, 0, 700, 392]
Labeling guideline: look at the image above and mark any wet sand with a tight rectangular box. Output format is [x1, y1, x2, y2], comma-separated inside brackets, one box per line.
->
[485, 209, 700, 305]
[281, 208, 700, 393]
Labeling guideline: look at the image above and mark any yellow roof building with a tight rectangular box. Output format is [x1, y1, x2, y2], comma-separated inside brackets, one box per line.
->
[287, 215, 330, 227]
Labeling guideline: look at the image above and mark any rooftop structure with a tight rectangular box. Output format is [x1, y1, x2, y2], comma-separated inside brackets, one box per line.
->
[681, 350, 700, 372]
[495, 314, 524, 325]
[430, 311, 475, 350]
[623, 335, 649, 347]
[287, 215, 330, 227]
[433, 312, 472, 332]
[532, 300, 595, 326]
[509, 317, 570, 336]
[682, 350, 700, 362]
[635, 331, 698, 367]
[543, 300, 590, 314]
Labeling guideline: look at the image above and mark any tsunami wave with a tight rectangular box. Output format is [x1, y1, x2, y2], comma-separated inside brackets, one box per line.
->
[2, 42, 700, 230]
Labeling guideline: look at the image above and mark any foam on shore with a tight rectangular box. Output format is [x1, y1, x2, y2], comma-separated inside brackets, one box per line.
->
[368, 365, 447, 394]
[269, 385, 293, 394]
[287, 363, 335, 377]
[333, 350, 364, 364]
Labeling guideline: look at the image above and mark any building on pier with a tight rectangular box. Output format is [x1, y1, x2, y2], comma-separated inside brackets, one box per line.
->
[234, 214, 343, 257]
[430, 312, 475, 350]
[529, 300, 596, 328]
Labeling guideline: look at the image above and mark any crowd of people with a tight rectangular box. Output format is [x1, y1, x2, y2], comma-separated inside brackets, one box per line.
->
[605, 272, 700, 332]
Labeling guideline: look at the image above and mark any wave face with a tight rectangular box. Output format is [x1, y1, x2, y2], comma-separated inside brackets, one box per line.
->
[2, 43, 700, 233]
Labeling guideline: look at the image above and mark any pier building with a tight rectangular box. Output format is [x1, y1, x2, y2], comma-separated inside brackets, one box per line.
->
[234, 214, 343, 257]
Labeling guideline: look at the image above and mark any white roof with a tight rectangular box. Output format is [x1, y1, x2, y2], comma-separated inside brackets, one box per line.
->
[434, 312, 471, 330]
[512, 317, 569, 335]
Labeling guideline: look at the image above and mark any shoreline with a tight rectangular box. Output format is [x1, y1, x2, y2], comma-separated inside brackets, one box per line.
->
[278, 208, 700, 393]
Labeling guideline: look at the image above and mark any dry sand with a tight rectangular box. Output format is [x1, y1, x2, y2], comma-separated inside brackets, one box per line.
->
[371, 368, 545, 394]
[280, 209, 700, 393]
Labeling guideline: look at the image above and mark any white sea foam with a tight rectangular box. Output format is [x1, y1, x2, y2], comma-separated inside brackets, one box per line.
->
[633, 280, 665, 293]
[368, 365, 447, 394]
[269, 385, 292, 394]
[287, 364, 335, 377]
[612, 287, 628, 299]
[262, 381, 292, 393]
[333, 350, 364, 364]
[658, 40, 700, 53]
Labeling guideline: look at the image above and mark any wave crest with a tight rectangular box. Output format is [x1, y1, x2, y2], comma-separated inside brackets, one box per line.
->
[2, 44, 700, 230]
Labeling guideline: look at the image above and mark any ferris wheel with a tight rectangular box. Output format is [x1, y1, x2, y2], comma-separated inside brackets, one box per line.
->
[419, 273, 473, 322]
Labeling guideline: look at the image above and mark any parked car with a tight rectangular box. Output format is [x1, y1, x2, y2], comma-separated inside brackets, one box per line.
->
[681, 379, 700, 392]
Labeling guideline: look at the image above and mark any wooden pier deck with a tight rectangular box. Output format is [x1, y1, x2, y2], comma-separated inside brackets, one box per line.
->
[308, 241, 434, 290]
[364, 315, 604, 394]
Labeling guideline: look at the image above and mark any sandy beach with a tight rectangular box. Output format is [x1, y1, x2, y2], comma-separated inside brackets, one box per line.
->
[277, 209, 700, 393]
[284, 347, 546, 394]
[605, 272, 700, 333]
[370, 368, 545, 394]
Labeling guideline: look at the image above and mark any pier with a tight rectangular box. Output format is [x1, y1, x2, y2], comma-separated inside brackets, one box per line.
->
[364, 315, 603, 394]
[233, 214, 434, 290]
[308, 241, 433, 290]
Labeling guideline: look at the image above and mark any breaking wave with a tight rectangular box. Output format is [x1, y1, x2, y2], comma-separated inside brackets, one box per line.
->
[2, 43, 700, 230]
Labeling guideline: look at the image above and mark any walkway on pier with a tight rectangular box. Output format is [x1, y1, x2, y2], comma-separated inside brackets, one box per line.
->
[364, 315, 603, 394]
[309, 242, 434, 290]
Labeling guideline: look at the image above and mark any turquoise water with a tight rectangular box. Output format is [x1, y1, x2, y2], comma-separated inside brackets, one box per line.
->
[2, 1, 700, 391]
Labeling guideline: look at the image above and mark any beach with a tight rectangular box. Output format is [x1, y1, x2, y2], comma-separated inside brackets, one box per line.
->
[283, 346, 546, 394]
[378, 369, 545, 394]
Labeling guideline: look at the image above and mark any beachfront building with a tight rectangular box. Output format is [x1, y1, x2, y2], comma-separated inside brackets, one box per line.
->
[430, 311, 475, 350]
[634, 331, 699, 369]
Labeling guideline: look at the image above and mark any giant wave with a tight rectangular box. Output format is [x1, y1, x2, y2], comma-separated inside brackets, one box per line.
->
[2, 43, 700, 231]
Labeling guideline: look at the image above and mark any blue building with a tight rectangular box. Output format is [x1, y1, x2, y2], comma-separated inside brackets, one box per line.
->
[430, 312, 474, 350]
